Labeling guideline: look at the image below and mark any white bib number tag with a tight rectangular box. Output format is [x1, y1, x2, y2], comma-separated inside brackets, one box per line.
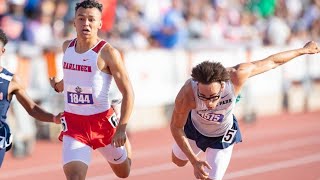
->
[108, 113, 118, 128]
[66, 85, 94, 105]
[197, 110, 225, 124]
[60, 117, 68, 132]
[222, 128, 237, 144]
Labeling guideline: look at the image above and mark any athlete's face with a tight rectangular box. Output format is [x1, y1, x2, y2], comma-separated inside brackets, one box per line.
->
[197, 82, 225, 109]
[74, 7, 102, 39]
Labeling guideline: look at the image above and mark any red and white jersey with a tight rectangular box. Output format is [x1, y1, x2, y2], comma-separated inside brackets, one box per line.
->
[63, 39, 112, 115]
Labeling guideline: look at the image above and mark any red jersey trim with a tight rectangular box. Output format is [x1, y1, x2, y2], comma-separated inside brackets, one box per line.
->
[92, 41, 107, 53]
[69, 39, 77, 48]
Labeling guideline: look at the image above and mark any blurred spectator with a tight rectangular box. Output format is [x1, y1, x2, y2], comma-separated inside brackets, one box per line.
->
[264, 5, 291, 46]
[302, 0, 320, 29]
[100, 0, 117, 33]
[0, 0, 27, 42]
[151, 0, 187, 48]
[0, 0, 8, 16]
[25, 11, 54, 48]
[244, 0, 277, 18]
[24, 0, 41, 18]
[52, 0, 69, 40]
[265, 16, 291, 46]
[285, 0, 303, 27]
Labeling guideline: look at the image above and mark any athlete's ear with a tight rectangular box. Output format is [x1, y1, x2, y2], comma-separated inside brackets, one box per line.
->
[221, 81, 226, 90]
[2, 48, 5, 54]
[98, 20, 102, 29]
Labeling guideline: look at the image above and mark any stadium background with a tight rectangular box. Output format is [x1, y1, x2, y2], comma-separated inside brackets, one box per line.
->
[0, 0, 320, 179]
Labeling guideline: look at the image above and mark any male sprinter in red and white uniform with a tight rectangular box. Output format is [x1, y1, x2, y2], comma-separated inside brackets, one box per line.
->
[49, 1, 134, 179]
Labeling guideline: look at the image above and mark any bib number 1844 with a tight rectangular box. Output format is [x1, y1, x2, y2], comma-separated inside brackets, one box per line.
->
[67, 92, 93, 104]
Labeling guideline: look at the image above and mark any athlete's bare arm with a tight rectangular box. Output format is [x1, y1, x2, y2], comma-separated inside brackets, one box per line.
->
[9, 75, 60, 123]
[171, 80, 196, 162]
[170, 79, 211, 179]
[228, 41, 320, 95]
[101, 43, 134, 147]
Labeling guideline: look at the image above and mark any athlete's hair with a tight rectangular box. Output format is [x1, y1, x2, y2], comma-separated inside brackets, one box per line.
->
[75, 0, 103, 13]
[0, 29, 8, 47]
[191, 61, 230, 84]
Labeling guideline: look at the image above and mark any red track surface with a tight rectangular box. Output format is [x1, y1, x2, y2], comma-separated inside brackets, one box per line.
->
[1, 111, 320, 180]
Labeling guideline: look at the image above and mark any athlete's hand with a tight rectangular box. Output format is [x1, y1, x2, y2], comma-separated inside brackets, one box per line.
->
[53, 112, 63, 124]
[303, 41, 320, 54]
[192, 159, 212, 179]
[49, 78, 64, 93]
[112, 124, 127, 147]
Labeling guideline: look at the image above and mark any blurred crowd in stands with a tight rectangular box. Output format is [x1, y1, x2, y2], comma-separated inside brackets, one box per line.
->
[0, 0, 319, 158]
[0, 0, 319, 51]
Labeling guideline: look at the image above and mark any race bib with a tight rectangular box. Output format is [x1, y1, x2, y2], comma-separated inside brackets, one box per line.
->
[0, 122, 13, 151]
[60, 116, 68, 132]
[66, 85, 94, 105]
[222, 127, 237, 144]
[197, 111, 225, 123]
[108, 113, 118, 128]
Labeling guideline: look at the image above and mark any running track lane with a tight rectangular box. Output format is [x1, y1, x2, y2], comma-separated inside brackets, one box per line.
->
[1, 111, 320, 180]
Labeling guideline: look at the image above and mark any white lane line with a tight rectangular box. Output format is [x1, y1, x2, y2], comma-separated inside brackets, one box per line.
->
[87, 153, 320, 180]
[224, 153, 320, 179]
[86, 136, 320, 179]
[0, 164, 62, 178]
[0, 147, 169, 179]
[233, 136, 320, 158]
[87, 163, 177, 180]
[1, 135, 319, 178]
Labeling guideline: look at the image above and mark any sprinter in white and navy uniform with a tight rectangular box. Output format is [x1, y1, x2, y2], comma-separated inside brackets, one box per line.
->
[171, 41, 320, 180]
[172, 78, 242, 180]
[0, 29, 59, 168]
[186, 80, 242, 151]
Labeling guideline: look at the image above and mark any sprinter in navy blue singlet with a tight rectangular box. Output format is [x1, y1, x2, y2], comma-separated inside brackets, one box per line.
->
[0, 29, 61, 167]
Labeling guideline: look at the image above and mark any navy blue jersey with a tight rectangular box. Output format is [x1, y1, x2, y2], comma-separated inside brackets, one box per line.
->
[0, 68, 13, 122]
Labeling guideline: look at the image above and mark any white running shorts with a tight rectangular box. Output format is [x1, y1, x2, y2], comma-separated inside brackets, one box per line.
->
[62, 135, 127, 165]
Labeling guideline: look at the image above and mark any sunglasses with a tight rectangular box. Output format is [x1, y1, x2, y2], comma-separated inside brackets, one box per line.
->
[197, 85, 222, 102]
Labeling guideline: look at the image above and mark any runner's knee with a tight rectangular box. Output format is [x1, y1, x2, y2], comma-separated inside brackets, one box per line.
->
[171, 143, 189, 167]
[63, 161, 88, 180]
[114, 168, 130, 178]
[172, 152, 188, 167]
[98, 145, 127, 164]
[110, 160, 131, 178]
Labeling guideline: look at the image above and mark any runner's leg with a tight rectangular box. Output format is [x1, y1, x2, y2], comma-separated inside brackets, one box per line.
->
[62, 135, 92, 180]
[172, 138, 202, 167]
[98, 138, 131, 178]
[205, 145, 234, 180]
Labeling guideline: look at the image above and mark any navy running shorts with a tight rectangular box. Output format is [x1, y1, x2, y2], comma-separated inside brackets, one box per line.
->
[184, 113, 242, 151]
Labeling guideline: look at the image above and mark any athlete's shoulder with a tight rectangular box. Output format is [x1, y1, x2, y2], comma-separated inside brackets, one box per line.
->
[100, 41, 122, 61]
[101, 41, 119, 54]
[182, 79, 193, 94]
[0, 67, 14, 77]
[62, 39, 75, 52]
[175, 79, 195, 109]
[9, 74, 24, 93]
